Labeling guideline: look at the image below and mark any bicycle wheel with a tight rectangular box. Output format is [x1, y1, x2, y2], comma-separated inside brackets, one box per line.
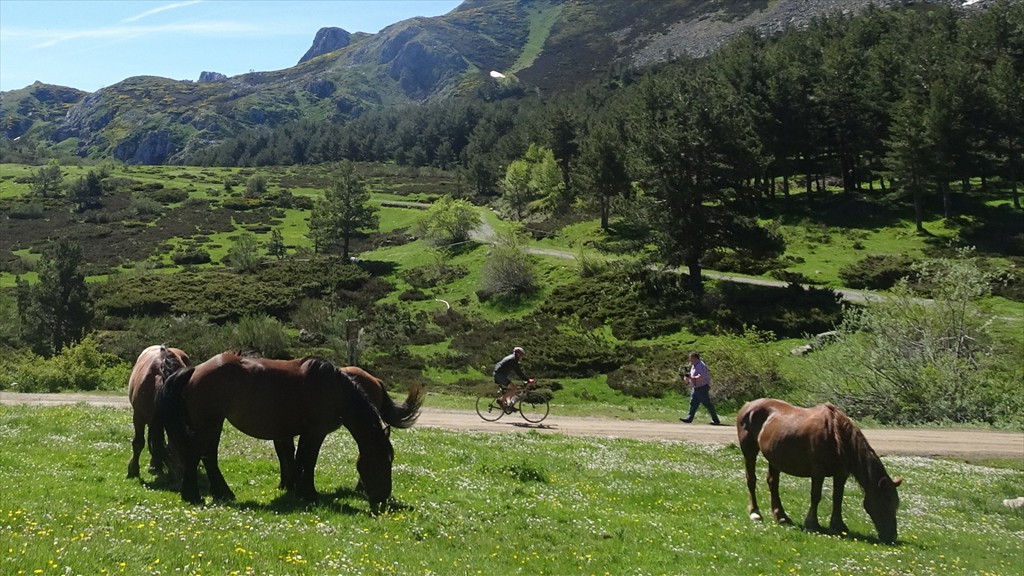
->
[518, 397, 549, 423]
[476, 394, 504, 421]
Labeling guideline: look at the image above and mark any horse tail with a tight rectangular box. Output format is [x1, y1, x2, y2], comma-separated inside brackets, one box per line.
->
[379, 382, 425, 429]
[155, 365, 196, 454]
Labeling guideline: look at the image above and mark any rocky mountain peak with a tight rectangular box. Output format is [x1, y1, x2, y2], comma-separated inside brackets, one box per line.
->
[299, 27, 352, 63]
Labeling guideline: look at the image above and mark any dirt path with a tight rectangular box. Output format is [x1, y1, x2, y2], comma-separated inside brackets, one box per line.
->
[3, 392, 1022, 459]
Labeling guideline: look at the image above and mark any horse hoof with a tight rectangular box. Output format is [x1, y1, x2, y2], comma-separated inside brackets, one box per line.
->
[749, 512, 762, 521]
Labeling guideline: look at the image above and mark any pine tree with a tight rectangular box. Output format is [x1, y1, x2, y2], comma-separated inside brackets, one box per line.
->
[307, 162, 379, 260]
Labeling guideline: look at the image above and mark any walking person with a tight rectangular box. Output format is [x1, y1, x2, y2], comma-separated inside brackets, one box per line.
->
[680, 351, 722, 425]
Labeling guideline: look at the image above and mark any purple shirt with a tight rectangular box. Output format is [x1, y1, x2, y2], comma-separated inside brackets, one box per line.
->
[688, 360, 710, 388]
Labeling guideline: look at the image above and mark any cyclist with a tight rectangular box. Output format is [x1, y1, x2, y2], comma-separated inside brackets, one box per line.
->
[493, 346, 531, 412]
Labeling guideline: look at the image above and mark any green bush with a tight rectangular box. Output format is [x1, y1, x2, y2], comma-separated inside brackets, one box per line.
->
[707, 282, 842, 338]
[838, 254, 920, 290]
[0, 337, 130, 392]
[94, 315, 228, 364]
[229, 314, 290, 359]
[813, 254, 1013, 425]
[606, 347, 683, 398]
[95, 271, 298, 323]
[701, 329, 788, 410]
[541, 264, 696, 341]
[171, 247, 211, 265]
[450, 316, 624, 379]
[255, 257, 372, 299]
[147, 188, 189, 204]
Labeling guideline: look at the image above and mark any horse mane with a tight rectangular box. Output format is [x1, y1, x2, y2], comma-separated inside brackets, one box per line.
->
[829, 404, 889, 491]
[301, 357, 386, 423]
[158, 345, 188, 381]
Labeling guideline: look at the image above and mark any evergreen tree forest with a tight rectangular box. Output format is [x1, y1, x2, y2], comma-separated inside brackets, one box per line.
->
[192, 3, 1024, 226]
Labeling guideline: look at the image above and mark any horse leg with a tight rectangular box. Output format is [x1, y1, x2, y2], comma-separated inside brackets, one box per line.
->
[767, 464, 791, 524]
[274, 438, 296, 491]
[200, 422, 235, 502]
[127, 416, 146, 479]
[829, 474, 850, 534]
[148, 421, 168, 475]
[294, 433, 327, 501]
[177, 444, 203, 504]
[804, 476, 824, 532]
[740, 440, 762, 521]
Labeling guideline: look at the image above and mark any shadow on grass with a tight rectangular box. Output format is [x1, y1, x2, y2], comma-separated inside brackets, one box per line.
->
[225, 485, 373, 515]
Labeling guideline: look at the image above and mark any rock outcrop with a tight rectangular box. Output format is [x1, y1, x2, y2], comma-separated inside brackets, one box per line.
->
[299, 27, 352, 63]
[198, 71, 227, 83]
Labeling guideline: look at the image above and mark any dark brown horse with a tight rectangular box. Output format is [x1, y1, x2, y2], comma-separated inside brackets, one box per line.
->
[157, 352, 394, 512]
[127, 345, 190, 478]
[736, 398, 903, 543]
[271, 366, 424, 492]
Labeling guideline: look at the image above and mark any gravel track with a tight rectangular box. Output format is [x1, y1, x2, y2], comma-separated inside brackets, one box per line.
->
[3, 392, 1021, 460]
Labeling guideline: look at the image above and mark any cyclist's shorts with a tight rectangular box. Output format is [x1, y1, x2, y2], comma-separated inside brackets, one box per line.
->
[494, 373, 512, 388]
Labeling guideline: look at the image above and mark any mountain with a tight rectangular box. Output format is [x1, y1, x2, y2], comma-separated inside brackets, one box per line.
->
[0, 0, 971, 165]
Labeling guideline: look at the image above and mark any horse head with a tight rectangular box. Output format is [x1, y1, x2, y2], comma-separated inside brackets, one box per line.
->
[864, 476, 902, 543]
[331, 365, 394, 513]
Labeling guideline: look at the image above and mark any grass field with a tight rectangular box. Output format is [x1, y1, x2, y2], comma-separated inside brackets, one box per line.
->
[2, 404, 1022, 575]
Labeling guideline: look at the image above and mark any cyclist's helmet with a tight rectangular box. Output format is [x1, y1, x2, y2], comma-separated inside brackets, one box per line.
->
[513, 346, 525, 356]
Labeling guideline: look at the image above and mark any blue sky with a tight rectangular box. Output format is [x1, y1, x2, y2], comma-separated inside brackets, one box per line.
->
[0, 0, 463, 92]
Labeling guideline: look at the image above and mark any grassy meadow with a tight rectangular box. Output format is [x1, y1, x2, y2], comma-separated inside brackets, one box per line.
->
[1, 404, 1022, 576]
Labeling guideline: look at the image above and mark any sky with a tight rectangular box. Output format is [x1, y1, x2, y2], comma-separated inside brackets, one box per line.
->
[0, 0, 463, 93]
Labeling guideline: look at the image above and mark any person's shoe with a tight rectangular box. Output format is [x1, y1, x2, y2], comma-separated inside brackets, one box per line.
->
[709, 421, 723, 426]
[679, 418, 693, 423]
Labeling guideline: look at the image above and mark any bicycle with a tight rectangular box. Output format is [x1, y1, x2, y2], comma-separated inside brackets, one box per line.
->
[476, 379, 550, 424]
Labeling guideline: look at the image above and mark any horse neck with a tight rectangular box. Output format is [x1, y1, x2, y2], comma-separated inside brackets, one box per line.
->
[839, 417, 888, 491]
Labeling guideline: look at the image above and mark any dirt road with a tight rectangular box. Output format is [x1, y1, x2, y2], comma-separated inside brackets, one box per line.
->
[2, 391, 1022, 460]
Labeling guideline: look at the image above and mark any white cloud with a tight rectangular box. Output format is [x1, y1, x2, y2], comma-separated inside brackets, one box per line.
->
[20, 21, 262, 48]
[122, 1, 204, 23]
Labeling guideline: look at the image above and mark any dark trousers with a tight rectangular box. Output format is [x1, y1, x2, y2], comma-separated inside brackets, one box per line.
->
[686, 385, 720, 423]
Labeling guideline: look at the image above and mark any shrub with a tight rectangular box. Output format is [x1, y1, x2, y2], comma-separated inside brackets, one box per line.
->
[417, 195, 481, 246]
[450, 316, 624, 379]
[0, 337, 130, 392]
[479, 246, 537, 300]
[707, 282, 842, 338]
[131, 195, 163, 216]
[606, 347, 682, 398]
[813, 252, 1010, 425]
[95, 271, 298, 323]
[225, 232, 263, 273]
[94, 315, 228, 364]
[8, 201, 44, 219]
[229, 314, 290, 359]
[541, 263, 697, 341]
[402, 260, 468, 289]
[478, 227, 538, 300]
[171, 247, 212, 265]
[838, 254, 920, 290]
[700, 329, 787, 409]
[147, 188, 189, 204]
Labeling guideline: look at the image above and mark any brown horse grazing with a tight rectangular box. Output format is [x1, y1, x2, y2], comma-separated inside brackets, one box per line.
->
[272, 366, 424, 493]
[127, 345, 190, 478]
[157, 352, 394, 512]
[736, 398, 903, 543]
